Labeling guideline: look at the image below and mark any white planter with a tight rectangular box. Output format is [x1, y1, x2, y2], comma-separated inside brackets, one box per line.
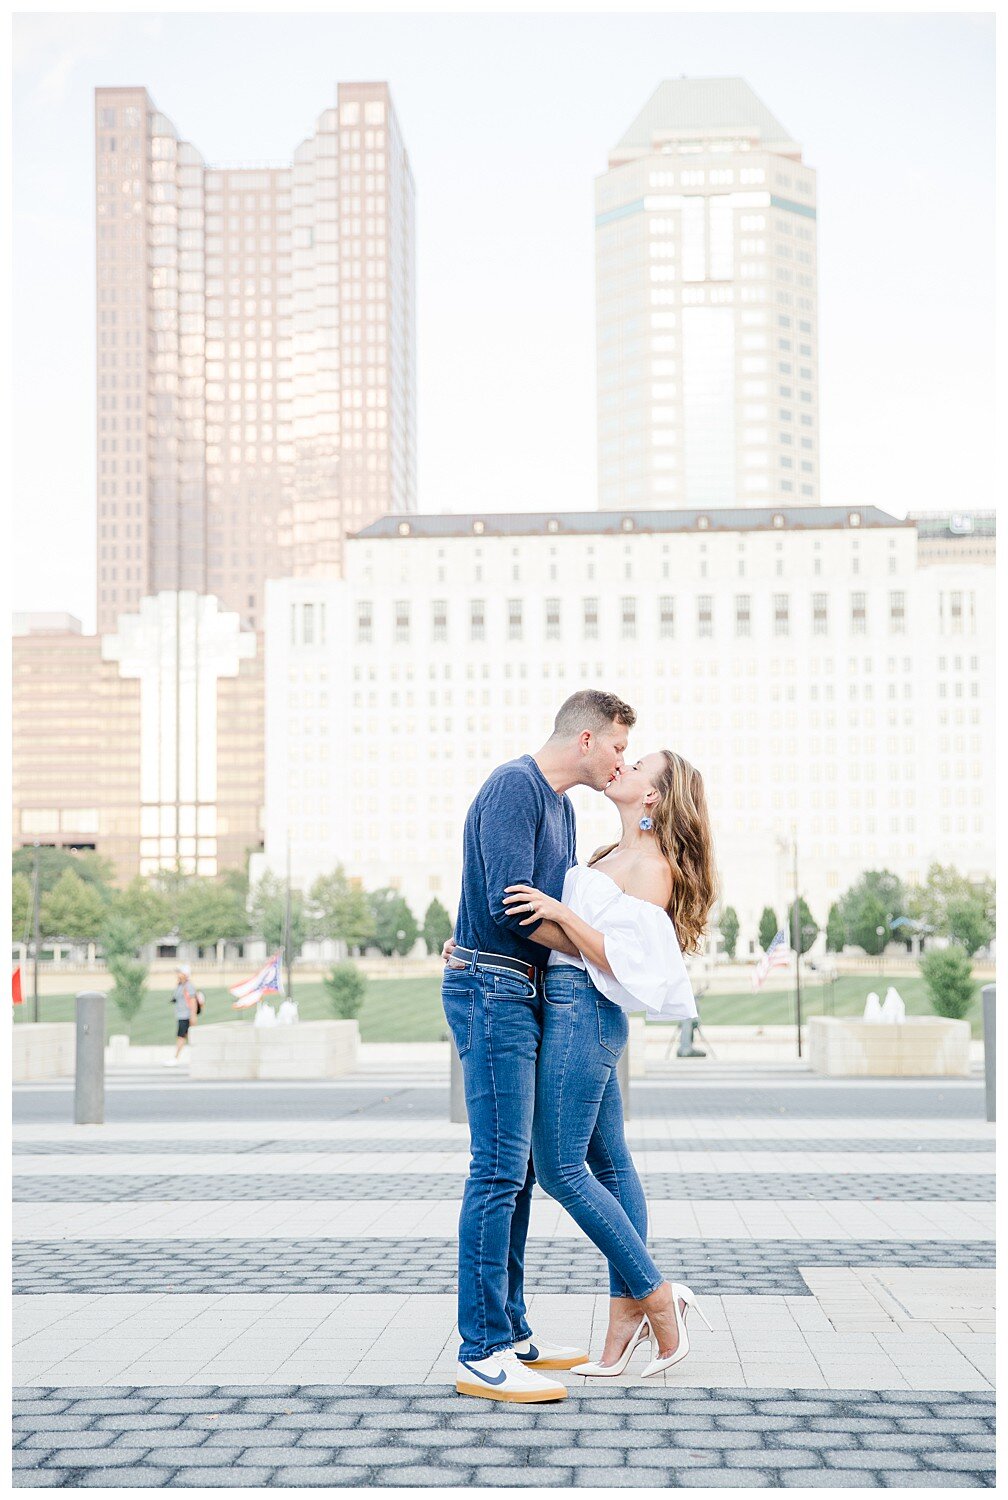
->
[807, 1016, 971, 1077]
[13, 1023, 76, 1081]
[188, 1020, 359, 1080]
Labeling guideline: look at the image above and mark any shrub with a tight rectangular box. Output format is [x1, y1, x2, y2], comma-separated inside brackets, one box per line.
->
[323, 961, 367, 1020]
[719, 906, 740, 960]
[920, 947, 975, 1020]
[107, 954, 148, 1035]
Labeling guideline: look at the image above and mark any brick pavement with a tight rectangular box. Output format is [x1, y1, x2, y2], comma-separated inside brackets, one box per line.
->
[13, 1075, 995, 1488]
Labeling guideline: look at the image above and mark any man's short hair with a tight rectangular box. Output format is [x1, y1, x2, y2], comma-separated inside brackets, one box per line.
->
[552, 690, 637, 739]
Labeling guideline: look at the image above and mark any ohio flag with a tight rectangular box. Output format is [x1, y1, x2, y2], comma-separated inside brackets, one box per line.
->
[230, 952, 284, 1009]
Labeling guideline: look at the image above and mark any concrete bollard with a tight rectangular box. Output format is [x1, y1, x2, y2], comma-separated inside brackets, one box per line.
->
[617, 1045, 631, 1120]
[982, 985, 995, 1123]
[75, 991, 106, 1126]
[450, 1039, 467, 1124]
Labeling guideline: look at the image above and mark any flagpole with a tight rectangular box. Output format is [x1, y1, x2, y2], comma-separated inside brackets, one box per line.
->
[283, 840, 291, 1002]
[31, 842, 41, 1024]
[792, 828, 803, 1060]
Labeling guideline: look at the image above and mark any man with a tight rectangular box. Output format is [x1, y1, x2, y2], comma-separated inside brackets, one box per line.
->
[443, 689, 636, 1402]
[165, 964, 197, 1067]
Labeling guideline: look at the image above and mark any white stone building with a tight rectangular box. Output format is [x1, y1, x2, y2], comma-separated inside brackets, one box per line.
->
[263, 507, 994, 952]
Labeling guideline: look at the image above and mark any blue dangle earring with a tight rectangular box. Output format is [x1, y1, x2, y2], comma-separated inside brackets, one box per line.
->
[639, 814, 653, 831]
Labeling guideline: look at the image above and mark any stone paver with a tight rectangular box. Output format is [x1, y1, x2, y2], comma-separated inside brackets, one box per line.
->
[11, 1386, 995, 1488]
[13, 1076, 995, 1487]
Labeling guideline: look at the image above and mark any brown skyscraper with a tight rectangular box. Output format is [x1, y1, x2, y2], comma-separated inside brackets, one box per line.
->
[95, 83, 416, 635]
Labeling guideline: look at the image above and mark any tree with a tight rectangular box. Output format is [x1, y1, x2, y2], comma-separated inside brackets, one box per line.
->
[839, 870, 905, 930]
[107, 955, 148, 1034]
[718, 906, 740, 960]
[101, 911, 146, 962]
[309, 867, 376, 952]
[323, 961, 367, 1021]
[176, 880, 249, 948]
[788, 896, 818, 955]
[108, 879, 171, 948]
[368, 888, 419, 957]
[945, 898, 993, 957]
[848, 894, 890, 956]
[920, 947, 975, 1021]
[12, 873, 32, 944]
[12, 846, 114, 899]
[758, 907, 778, 953]
[421, 899, 453, 957]
[39, 869, 107, 944]
[837, 870, 906, 957]
[249, 872, 305, 956]
[825, 902, 845, 954]
[918, 863, 993, 932]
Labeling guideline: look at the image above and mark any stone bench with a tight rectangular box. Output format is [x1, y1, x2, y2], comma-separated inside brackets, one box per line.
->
[12, 1022, 76, 1081]
[187, 1020, 359, 1080]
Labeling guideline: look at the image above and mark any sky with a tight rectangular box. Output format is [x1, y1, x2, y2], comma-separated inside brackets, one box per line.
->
[10, 8, 996, 633]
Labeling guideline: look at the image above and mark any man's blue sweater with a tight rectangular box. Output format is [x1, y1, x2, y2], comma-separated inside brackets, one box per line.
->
[453, 754, 576, 968]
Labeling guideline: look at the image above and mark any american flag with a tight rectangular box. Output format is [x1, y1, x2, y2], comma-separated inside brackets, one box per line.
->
[751, 929, 792, 991]
[230, 952, 285, 1009]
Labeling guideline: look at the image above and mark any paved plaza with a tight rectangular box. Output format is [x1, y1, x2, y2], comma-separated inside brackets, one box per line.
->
[12, 1068, 996, 1487]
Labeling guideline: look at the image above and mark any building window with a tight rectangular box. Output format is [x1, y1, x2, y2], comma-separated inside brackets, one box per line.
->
[545, 598, 561, 640]
[851, 592, 867, 635]
[470, 600, 485, 642]
[889, 591, 906, 634]
[773, 594, 789, 636]
[813, 593, 828, 635]
[621, 597, 636, 640]
[394, 600, 410, 644]
[432, 599, 447, 642]
[583, 597, 598, 640]
[356, 601, 372, 645]
[302, 602, 314, 646]
[508, 599, 523, 641]
[697, 595, 713, 638]
[659, 596, 675, 639]
[949, 590, 964, 634]
[734, 595, 751, 637]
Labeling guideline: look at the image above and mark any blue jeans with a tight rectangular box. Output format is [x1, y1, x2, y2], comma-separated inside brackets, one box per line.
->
[442, 961, 542, 1361]
[532, 964, 663, 1300]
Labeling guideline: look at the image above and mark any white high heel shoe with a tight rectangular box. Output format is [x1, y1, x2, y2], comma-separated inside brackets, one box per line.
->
[570, 1316, 650, 1377]
[640, 1283, 713, 1378]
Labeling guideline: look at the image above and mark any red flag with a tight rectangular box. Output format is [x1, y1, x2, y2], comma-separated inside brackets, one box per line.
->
[12, 966, 24, 1005]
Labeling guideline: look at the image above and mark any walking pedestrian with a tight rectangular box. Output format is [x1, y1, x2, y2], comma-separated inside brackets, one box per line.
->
[165, 965, 197, 1066]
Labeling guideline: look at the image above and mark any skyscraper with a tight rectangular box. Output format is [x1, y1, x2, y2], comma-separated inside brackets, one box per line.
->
[596, 78, 819, 511]
[94, 83, 416, 635]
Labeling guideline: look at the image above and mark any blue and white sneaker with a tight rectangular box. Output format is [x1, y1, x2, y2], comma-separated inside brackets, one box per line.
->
[456, 1350, 567, 1402]
[512, 1336, 589, 1371]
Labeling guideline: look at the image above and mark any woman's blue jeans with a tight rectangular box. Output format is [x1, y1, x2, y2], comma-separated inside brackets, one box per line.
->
[532, 964, 664, 1301]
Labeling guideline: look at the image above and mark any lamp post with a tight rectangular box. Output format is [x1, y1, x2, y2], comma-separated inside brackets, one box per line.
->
[876, 924, 886, 979]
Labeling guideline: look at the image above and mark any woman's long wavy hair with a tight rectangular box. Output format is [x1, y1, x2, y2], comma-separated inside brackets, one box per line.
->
[590, 750, 718, 954]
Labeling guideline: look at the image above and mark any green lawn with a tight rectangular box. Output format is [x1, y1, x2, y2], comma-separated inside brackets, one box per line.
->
[14, 972, 985, 1042]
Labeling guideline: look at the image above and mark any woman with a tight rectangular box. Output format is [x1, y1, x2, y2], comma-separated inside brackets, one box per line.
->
[503, 749, 717, 1377]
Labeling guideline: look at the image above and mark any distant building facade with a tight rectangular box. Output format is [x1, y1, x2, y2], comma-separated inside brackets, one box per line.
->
[94, 82, 416, 635]
[596, 79, 819, 511]
[13, 597, 264, 884]
[262, 507, 994, 950]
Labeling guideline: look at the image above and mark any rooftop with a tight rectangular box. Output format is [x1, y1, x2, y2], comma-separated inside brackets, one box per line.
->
[355, 506, 911, 542]
[615, 77, 798, 153]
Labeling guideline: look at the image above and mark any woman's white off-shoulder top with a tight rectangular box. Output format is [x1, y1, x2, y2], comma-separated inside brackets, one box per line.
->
[546, 864, 698, 1021]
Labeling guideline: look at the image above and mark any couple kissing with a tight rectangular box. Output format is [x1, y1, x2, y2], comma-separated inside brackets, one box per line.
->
[442, 688, 717, 1402]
